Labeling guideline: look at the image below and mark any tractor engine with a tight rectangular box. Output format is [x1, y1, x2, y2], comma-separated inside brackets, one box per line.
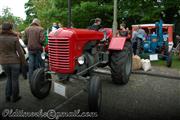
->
[48, 28, 111, 76]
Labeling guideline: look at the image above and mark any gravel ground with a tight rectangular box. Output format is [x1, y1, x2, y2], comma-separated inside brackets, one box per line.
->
[0, 66, 180, 120]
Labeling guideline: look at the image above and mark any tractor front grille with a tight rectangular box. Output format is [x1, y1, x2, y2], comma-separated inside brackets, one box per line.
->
[48, 38, 71, 73]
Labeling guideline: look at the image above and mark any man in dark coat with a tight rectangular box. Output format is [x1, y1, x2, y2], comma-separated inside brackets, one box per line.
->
[23, 18, 45, 81]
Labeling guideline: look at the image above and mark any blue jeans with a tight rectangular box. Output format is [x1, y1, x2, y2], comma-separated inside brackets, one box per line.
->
[28, 51, 44, 81]
[2, 64, 20, 98]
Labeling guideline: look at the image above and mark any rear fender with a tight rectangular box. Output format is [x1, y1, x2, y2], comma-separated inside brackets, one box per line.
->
[108, 37, 128, 50]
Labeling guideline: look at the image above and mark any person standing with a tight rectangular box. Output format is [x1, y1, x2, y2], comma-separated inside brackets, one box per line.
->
[51, 22, 59, 31]
[0, 22, 26, 102]
[118, 22, 129, 37]
[176, 34, 180, 58]
[89, 18, 102, 31]
[23, 18, 45, 81]
[131, 26, 146, 55]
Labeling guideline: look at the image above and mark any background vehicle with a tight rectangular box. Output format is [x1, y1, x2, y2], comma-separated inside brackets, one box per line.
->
[173, 35, 180, 59]
[132, 19, 174, 67]
[30, 27, 132, 113]
[0, 39, 28, 75]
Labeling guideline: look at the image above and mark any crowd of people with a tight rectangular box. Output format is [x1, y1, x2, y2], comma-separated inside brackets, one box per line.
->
[0, 18, 65, 103]
[51, 22, 62, 31]
[0, 18, 144, 102]
[0, 18, 45, 102]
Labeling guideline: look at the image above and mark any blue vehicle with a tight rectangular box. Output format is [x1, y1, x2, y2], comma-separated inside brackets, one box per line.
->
[132, 20, 174, 67]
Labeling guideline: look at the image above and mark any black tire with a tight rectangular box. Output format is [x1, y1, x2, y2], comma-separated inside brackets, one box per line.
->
[30, 68, 52, 99]
[136, 38, 141, 55]
[166, 51, 172, 67]
[110, 41, 132, 84]
[88, 76, 102, 113]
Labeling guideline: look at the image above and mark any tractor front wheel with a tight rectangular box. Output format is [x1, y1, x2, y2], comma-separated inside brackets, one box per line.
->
[110, 41, 132, 84]
[88, 76, 102, 113]
[30, 68, 52, 99]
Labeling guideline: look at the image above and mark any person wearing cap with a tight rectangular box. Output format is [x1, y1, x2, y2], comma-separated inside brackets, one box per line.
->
[90, 18, 102, 31]
[0, 22, 26, 102]
[23, 18, 45, 81]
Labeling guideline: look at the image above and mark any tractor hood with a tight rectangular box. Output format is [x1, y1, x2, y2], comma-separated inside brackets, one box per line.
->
[49, 28, 104, 41]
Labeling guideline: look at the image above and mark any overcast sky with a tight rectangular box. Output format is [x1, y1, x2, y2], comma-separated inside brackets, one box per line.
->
[0, 0, 28, 19]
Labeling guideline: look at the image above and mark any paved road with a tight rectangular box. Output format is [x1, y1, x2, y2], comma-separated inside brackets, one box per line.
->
[0, 67, 180, 120]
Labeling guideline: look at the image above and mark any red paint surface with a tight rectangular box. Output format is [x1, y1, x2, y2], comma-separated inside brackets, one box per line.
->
[48, 28, 104, 74]
[108, 37, 126, 50]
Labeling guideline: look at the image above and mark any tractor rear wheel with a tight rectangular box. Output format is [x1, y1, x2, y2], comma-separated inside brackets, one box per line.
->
[166, 51, 172, 67]
[30, 68, 52, 99]
[88, 76, 102, 113]
[110, 41, 132, 84]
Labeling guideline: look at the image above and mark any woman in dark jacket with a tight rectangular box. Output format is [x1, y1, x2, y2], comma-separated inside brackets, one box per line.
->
[0, 22, 26, 102]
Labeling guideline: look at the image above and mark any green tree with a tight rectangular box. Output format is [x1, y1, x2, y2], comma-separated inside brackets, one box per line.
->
[24, 0, 113, 28]
[1, 7, 14, 23]
[0, 7, 27, 31]
[72, 1, 113, 28]
[118, 0, 180, 24]
[25, 0, 37, 24]
[24, 0, 180, 29]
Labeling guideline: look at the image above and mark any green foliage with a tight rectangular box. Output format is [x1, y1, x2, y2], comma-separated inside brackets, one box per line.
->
[118, 0, 180, 25]
[23, 0, 180, 30]
[0, 0, 179, 41]
[0, 7, 14, 24]
[0, 7, 27, 31]
[24, 0, 114, 29]
[24, 0, 37, 24]
[72, 1, 113, 28]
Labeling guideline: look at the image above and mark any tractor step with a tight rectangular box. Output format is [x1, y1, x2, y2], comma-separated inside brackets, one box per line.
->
[93, 67, 111, 75]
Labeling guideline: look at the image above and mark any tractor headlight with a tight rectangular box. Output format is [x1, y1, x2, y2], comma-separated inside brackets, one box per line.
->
[77, 55, 85, 65]
[41, 52, 46, 60]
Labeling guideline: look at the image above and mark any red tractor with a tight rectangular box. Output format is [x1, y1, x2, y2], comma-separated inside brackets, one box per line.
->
[30, 27, 132, 113]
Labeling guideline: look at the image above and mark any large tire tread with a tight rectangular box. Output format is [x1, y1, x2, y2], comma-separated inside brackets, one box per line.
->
[110, 41, 132, 84]
[30, 68, 51, 99]
[88, 76, 102, 113]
